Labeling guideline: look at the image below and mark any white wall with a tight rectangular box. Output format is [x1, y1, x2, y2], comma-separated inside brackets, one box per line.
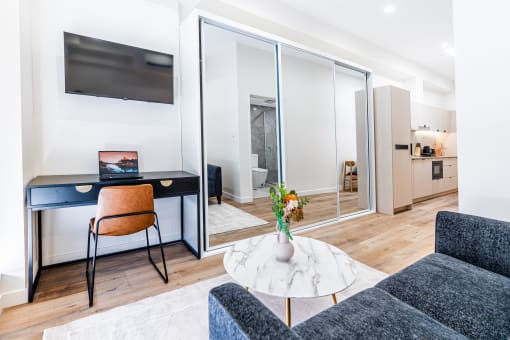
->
[202, 25, 242, 201]
[30, 0, 183, 265]
[453, 0, 510, 221]
[281, 48, 337, 195]
[193, 0, 454, 93]
[179, 13, 203, 251]
[335, 68, 367, 190]
[374, 74, 455, 111]
[0, 0, 31, 309]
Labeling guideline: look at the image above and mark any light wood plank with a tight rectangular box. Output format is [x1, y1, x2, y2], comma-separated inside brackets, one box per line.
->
[0, 193, 458, 339]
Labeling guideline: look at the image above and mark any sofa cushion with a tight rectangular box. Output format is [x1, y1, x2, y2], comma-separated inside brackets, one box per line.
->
[435, 211, 510, 278]
[209, 283, 301, 340]
[293, 287, 466, 340]
[376, 253, 510, 339]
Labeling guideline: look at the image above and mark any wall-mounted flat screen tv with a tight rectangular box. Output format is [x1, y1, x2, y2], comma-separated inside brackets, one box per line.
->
[64, 32, 174, 104]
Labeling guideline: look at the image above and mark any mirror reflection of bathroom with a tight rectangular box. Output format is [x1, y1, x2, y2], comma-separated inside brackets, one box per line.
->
[201, 21, 278, 249]
[250, 95, 278, 199]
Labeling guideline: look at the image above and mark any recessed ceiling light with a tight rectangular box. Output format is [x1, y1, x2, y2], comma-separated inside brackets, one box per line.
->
[383, 4, 395, 14]
[441, 42, 455, 57]
[444, 47, 455, 57]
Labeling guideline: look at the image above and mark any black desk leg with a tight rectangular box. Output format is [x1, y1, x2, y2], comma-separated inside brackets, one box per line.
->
[27, 209, 42, 303]
[27, 209, 34, 302]
[180, 196, 184, 240]
[38, 211, 42, 276]
[196, 193, 201, 258]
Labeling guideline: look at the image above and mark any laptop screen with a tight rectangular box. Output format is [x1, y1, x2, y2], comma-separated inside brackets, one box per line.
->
[98, 151, 139, 176]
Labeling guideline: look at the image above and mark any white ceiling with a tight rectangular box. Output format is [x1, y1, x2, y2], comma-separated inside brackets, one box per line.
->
[276, 0, 454, 80]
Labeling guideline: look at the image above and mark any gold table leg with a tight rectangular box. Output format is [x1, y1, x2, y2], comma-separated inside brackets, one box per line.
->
[285, 298, 291, 327]
[284, 295, 335, 328]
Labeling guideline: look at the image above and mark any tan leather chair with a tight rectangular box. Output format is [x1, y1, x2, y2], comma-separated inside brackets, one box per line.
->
[86, 184, 168, 307]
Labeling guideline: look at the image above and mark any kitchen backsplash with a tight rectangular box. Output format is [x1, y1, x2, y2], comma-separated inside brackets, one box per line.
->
[412, 131, 457, 156]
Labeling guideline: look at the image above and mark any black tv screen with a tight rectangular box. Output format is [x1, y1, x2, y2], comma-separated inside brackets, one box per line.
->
[64, 32, 174, 104]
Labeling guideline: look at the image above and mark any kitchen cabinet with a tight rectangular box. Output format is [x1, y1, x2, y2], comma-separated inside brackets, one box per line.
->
[410, 102, 427, 130]
[437, 109, 453, 132]
[374, 86, 413, 215]
[442, 158, 458, 191]
[411, 102, 454, 132]
[412, 159, 433, 198]
[449, 110, 457, 133]
[443, 176, 458, 191]
[412, 158, 458, 201]
[432, 178, 443, 194]
[428, 107, 440, 131]
[444, 161, 457, 177]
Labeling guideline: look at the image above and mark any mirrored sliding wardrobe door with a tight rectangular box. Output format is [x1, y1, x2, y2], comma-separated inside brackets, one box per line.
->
[279, 46, 338, 228]
[200, 21, 280, 249]
[335, 65, 370, 215]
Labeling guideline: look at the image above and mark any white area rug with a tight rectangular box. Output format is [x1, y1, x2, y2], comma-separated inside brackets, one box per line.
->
[43, 261, 387, 340]
[208, 202, 268, 234]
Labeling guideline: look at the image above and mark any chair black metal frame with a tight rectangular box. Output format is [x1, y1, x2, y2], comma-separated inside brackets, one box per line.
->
[86, 210, 169, 307]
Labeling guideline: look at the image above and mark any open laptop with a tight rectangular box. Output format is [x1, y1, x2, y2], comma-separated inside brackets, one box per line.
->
[98, 151, 143, 180]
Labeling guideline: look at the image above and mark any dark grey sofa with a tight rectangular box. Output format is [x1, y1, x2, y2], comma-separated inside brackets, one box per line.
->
[209, 211, 510, 339]
[207, 164, 222, 204]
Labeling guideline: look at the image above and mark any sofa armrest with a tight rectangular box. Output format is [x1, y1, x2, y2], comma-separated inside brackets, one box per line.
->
[207, 164, 222, 197]
[209, 283, 301, 340]
[435, 211, 510, 277]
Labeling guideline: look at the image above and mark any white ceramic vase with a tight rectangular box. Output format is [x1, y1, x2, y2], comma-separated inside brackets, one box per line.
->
[274, 230, 294, 262]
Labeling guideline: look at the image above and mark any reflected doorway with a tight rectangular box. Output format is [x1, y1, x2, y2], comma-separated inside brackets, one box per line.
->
[201, 22, 279, 248]
[250, 95, 278, 198]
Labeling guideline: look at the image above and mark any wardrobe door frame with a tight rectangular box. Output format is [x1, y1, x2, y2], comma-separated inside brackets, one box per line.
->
[198, 16, 376, 254]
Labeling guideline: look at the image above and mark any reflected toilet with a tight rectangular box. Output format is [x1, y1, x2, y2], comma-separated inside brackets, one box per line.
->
[251, 154, 268, 188]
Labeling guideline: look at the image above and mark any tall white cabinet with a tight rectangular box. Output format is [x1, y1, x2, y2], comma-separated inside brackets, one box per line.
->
[373, 86, 413, 215]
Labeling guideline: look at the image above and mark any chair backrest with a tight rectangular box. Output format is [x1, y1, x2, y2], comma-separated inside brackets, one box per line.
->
[343, 161, 355, 176]
[94, 184, 155, 236]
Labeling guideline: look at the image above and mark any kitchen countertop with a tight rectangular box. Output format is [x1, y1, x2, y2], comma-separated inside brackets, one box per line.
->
[411, 155, 458, 160]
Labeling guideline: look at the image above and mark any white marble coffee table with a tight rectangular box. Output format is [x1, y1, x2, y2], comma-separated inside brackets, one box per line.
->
[223, 234, 357, 327]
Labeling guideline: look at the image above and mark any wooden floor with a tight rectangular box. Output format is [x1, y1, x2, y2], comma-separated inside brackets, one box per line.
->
[0, 193, 458, 339]
[209, 191, 364, 247]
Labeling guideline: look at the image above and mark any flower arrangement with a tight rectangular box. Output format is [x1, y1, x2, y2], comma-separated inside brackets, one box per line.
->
[270, 183, 310, 240]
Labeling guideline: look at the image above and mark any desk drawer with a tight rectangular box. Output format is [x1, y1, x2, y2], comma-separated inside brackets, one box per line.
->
[153, 177, 199, 197]
[29, 185, 99, 207]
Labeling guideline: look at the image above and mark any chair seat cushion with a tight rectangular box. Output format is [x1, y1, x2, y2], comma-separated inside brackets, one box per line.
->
[376, 253, 510, 339]
[293, 287, 466, 340]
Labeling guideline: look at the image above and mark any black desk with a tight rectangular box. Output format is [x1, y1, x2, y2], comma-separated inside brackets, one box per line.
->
[26, 171, 200, 303]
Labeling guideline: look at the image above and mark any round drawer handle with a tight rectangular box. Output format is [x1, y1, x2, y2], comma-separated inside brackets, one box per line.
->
[160, 180, 173, 187]
[75, 185, 93, 193]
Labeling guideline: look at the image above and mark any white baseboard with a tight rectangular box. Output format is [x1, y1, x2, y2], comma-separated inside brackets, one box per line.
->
[222, 188, 336, 202]
[0, 274, 27, 311]
[298, 187, 337, 196]
[0, 288, 26, 312]
[222, 191, 253, 204]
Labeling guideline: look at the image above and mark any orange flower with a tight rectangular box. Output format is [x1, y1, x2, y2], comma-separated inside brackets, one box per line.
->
[284, 194, 298, 204]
